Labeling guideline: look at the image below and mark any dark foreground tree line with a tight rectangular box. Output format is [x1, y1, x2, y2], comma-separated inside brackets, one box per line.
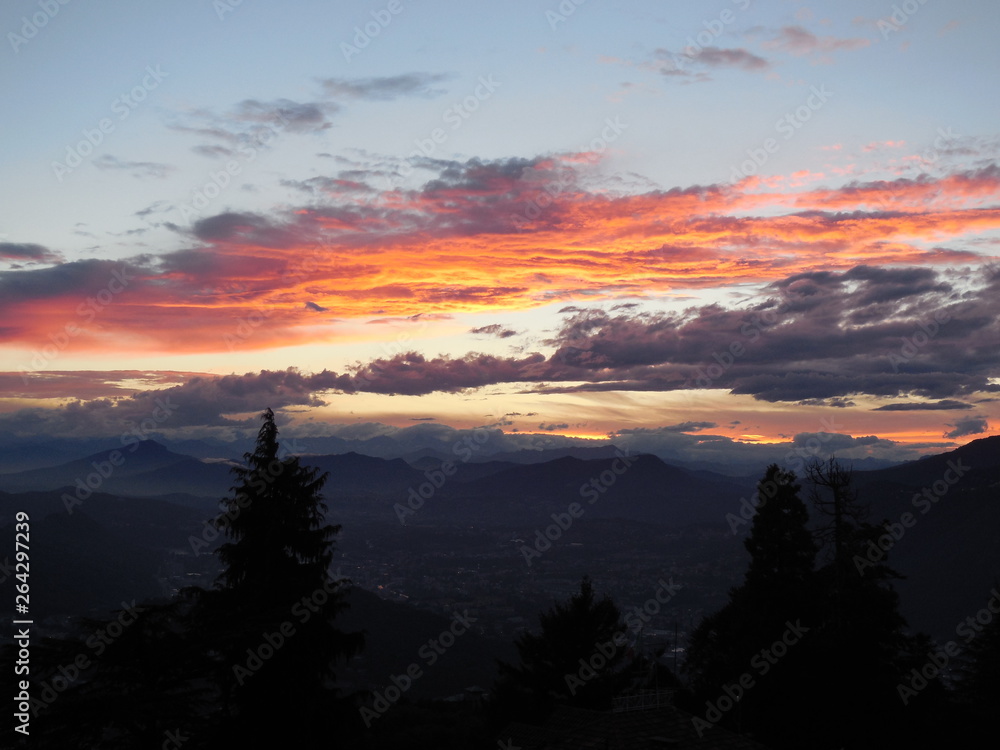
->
[4, 410, 997, 749]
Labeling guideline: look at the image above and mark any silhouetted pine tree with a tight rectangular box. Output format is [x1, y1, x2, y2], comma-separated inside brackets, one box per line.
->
[206, 407, 363, 747]
[683, 465, 819, 743]
[493, 576, 627, 724]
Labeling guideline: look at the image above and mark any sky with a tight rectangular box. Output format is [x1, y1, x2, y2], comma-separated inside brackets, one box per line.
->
[1, 0, 998, 467]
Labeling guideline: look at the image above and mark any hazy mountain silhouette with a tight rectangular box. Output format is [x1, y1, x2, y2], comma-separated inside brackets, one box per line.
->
[849, 435, 1000, 640]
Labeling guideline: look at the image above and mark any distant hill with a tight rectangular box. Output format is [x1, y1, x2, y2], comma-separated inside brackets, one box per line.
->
[0, 442, 436, 502]
[0, 443, 758, 527]
[0, 440, 232, 499]
[2, 435, 996, 645]
[0, 487, 208, 620]
[304, 452, 427, 496]
[849, 435, 1000, 641]
[467, 444, 630, 465]
[0, 436, 124, 474]
[410, 453, 755, 528]
[857, 433, 1000, 491]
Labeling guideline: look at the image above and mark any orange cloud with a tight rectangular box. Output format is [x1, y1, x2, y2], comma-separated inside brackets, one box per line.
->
[1, 159, 997, 355]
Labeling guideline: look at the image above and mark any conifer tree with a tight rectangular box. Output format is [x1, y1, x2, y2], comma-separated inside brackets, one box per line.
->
[494, 576, 627, 723]
[209, 408, 362, 747]
[683, 465, 818, 742]
[743, 464, 818, 604]
[216, 407, 334, 598]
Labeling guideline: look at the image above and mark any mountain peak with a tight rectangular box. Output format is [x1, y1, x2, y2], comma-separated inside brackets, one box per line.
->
[129, 439, 170, 454]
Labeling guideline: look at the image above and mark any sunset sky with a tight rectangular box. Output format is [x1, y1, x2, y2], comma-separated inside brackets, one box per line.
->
[1, 0, 998, 466]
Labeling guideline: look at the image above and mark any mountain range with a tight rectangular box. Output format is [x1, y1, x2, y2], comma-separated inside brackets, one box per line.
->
[0, 435, 997, 648]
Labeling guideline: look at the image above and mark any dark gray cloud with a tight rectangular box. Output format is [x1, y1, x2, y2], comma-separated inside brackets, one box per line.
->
[470, 324, 519, 338]
[646, 46, 771, 82]
[189, 212, 299, 248]
[944, 416, 989, 438]
[763, 25, 871, 57]
[798, 397, 856, 408]
[689, 46, 770, 70]
[172, 263, 993, 405]
[0, 242, 62, 264]
[93, 155, 173, 179]
[791, 432, 891, 453]
[540, 264, 999, 403]
[192, 144, 235, 159]
[874, 400, 974, 411]
[330, 353, 548, 396]
[0, 368, 327, 438]
[169, 96, 339, 155]
[319, 73, 451, 101]
[134, 201, 172, 218]
[656, 421, 718, 433]
[172, 74, 449, 159]
[0, 259, 139, 305]
[232, 98, 338, 134]
[281, 175, 376, 195]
